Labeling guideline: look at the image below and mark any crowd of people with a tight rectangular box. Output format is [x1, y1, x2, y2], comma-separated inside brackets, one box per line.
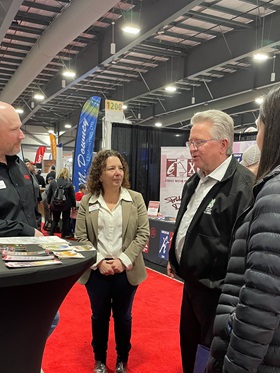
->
[1, 84, 280, 373]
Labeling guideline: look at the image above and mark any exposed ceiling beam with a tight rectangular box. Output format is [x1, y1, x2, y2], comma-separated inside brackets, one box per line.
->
[0, 0, 24, 42]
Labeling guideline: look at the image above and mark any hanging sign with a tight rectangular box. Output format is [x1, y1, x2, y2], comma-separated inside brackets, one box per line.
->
[105, 99, 124, 122]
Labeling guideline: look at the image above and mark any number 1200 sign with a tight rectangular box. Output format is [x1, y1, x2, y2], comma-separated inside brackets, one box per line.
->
[106, 100, 122, 111]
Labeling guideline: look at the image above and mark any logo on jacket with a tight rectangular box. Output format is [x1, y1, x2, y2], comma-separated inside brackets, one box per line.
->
[204, 199, 215, 215]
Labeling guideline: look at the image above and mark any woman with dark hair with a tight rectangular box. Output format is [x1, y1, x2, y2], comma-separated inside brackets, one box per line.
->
[207, 84, 280, 373]
[75, 149, 149, 373]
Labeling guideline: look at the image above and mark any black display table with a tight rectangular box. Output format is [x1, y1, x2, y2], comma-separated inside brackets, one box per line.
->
[143, 218, 175, 268]
[0, 248, 96, 373]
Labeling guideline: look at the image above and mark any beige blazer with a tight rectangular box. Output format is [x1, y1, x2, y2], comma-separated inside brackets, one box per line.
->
[75, 189, 150, 286]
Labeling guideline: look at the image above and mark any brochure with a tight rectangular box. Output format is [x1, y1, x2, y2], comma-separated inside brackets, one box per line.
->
[71, 245, 95, 252]
[5, 259, 62, 268]
[3, 254, 55, 261]
[0, 244, 26, 253]
[0, 236, 68, 245]
[147, 201, 160, 217]
[54, 251, 85, 259]
[39, 243, 70, 251]
[3, 250, 47, 256]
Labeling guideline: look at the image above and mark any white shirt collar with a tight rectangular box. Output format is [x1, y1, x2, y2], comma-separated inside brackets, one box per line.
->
[89, 187, 132, 204]
[198, 155, 232, 182]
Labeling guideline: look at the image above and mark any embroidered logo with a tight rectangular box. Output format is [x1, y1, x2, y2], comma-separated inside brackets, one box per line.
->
[204, 199, 215, 215]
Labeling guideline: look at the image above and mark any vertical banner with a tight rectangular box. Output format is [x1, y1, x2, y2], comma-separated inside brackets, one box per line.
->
[160, 147, 193, 218]
[49, 133, 57, 160]
[72, 96, 101, 192]
[34, 146, 46, 163]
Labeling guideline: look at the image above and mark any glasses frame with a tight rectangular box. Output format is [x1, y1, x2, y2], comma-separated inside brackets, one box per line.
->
[186, 139, 217, 150]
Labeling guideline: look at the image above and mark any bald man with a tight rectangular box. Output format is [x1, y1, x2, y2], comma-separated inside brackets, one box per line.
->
[0, 102, 43, 236]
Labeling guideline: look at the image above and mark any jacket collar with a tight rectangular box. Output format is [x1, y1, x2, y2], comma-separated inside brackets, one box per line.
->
[253, 165, 280, 196]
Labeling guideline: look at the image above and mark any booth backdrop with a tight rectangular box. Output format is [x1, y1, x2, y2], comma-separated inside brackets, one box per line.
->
[112, 123, 188, 205]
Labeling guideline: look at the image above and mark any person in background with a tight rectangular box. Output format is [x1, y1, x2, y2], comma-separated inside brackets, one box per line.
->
[24, 158, 42, 230]
[76, 183, 86, 201]
[36, 169, 46, 188]
[24, 158, 42, 202]
[70, 183, 86, 233]
[47, 167, 76, 238]
[75, 150, 149, 373]
[0, 102, 43, 237]
[167, 109, 255, 373]
[46, 165, 56, 183]
[41, 176, 54, 231]
[240, 144, 260, 176]
[207, 86, 280, 373]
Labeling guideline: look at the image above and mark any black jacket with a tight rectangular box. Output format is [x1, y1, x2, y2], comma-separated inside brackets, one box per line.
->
[169, 156, 255, 288]
[0, 156, 38, 236]
[47, 178, 76, 212]
[208, 166, 280, 373]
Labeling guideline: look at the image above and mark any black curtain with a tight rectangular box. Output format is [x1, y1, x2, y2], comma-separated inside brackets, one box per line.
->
[112, 123, 189, 205]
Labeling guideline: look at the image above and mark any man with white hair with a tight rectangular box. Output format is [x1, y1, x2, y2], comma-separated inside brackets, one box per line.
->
[168, 110, 256, 373]
[0, 101, 43, 236]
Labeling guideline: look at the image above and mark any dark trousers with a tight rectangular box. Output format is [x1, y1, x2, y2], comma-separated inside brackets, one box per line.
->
[49, 209, 71, 237]
[180, 282, 221, 373]
[85, 269, 137, 364]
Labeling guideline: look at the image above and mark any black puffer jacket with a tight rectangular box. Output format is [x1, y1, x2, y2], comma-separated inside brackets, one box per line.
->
[207, 166, 280, 373]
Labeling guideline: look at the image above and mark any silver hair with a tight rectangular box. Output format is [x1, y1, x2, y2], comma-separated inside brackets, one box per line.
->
[190, 109, 234, 155]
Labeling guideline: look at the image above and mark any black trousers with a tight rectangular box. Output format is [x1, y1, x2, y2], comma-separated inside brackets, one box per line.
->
[49, 209, 71, 237]
[85, 269, 137, 364]
[180, 282, 221, 373]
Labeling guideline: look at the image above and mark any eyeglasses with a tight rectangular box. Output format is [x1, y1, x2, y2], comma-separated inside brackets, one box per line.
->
[186, 139, 217, 150]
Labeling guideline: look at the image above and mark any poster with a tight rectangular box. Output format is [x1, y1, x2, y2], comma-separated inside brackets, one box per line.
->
[160, 141, 256, 218]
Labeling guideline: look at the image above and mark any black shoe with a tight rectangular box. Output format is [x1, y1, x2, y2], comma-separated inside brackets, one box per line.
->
[94, 361, 107, 373]
[115, 361, 127, 373]
[66, 234, 74, 239]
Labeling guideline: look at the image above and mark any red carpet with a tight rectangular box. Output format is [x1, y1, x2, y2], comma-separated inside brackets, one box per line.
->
[42, 268, 183, 372]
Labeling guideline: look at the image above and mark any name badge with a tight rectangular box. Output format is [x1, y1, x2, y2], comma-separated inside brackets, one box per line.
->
[89, 204, 99, 212]
[0, 180, 6, 189]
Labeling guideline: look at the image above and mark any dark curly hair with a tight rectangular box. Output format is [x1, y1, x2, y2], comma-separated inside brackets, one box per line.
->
[87, 149, 130, 196]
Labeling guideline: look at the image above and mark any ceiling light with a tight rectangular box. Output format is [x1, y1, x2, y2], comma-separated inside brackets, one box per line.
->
[33, 93, 45, 100]
[15, 108, 24, 114]
[155, 122, 162, 127]
[165, 85, 177, 92]
[122, 25, 140, 35]
[64, 124, 72, 129]
[122, 104, 128, 110]
[62, 70, 76, 78]
[253, 53, 269, 61]
[255, 96, 264, 105]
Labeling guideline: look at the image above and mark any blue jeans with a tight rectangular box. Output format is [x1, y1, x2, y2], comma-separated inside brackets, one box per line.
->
[48, 311, 60, 337]
[86, 270, 137, 364]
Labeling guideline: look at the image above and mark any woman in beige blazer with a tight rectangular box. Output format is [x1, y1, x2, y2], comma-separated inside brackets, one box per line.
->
[75, 149, 150, 373]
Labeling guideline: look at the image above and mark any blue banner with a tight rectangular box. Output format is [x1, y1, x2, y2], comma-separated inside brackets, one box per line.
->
[72, 96, 101, 191]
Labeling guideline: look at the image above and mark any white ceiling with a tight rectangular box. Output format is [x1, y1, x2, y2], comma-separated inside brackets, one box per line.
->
[1, 0, 280, 149]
